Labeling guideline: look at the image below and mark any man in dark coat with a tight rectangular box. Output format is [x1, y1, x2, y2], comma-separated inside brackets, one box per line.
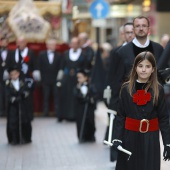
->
[0, 37, 14, 116]
[109, 16, 163, 113]
[58, 37, 85, 121]
[38, 38, 62, 117]
[78, 32, 95, 71]
[8, 37, 38, 120]
[105, 22, 135, 162]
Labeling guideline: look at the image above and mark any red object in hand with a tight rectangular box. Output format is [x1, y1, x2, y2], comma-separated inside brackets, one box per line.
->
[133, 90, 151, 105]
[24, 56, 30, 63]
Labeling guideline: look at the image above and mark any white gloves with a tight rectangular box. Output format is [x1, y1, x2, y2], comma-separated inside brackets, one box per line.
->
[3, 70, 9, 80]
[32, 70, 41, 81]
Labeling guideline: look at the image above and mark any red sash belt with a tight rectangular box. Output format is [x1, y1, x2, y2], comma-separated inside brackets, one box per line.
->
[125, 117, 159, 133]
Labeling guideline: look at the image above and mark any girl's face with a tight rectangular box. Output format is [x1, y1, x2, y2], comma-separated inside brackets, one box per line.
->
[77, 73, 88, 84]
[136, 59, 154, 83]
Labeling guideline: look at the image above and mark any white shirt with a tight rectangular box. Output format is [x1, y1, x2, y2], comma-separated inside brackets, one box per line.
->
[1, 50, 7, 61]
[47, 50, 54, 64]
[11, 79, 20, 91]
[15, 47, 29, 63]
[132, 37, 150, 48]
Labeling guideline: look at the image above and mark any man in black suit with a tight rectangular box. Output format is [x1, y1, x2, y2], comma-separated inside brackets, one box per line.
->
[0, 37, 14, 116]
[109, 16, 163, 113]
[38, 38, 62, 117]
[8, 37, 38, 120]
[78, 32, 95, 71]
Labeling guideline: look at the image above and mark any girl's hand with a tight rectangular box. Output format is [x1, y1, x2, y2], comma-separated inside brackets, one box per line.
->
[163, 145, 170, 161]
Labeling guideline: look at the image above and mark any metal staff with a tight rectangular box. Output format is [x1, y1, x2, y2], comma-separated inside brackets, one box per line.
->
[18, 100, 22, 144]
[79, 102, 89, 143]
[103, 141, 132, 160]
[104, 109, 117, 144]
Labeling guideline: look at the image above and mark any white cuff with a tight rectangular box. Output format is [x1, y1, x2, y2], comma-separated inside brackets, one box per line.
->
[112, 139, 122, 143]
[57, 70, 64, 80]
[32, 70, 41, 81]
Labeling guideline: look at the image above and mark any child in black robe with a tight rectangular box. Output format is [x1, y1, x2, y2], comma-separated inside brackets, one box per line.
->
[74, 69, 97, 143]
[112, 51, 170, 170]
[6, 66, 33, 145]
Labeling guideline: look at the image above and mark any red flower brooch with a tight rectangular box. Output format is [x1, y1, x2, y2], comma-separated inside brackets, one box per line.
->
[23, 56, 30, 63]
[133, 90, 151, 105]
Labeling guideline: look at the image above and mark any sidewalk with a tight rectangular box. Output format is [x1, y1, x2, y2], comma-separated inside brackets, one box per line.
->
[0, 102, 169, 170]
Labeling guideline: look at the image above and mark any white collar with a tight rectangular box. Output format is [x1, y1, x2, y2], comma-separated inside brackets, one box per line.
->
[122, 42, 127, 46]
[69, 48, 82, 61]
[132, 37, 150, 48]
[11, 78, 20, 91]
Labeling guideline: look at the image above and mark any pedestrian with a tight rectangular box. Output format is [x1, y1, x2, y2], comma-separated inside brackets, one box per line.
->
[38, 38, 62, 117]
[104, 22, 135, 162]
[6, 66, 33, 145]
[90, 42, 112, 102]
[8, 37, 39, 120]
[112, 51, 170, 170]
[78, 32, 95, 70]
[74, 69, 97, 143]
[58, 37, 85, 121]
[0, 36, 14, 117]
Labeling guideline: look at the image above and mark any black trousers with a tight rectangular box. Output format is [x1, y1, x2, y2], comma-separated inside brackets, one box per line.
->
[0, 82, 7, 116]
[42, 82, 59, 116]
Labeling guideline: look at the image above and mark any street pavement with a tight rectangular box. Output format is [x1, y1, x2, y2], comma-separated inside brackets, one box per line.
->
[0, 102, 170, 170]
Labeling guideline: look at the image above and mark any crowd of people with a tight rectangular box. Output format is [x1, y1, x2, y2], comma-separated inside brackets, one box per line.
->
[1, 15, 170, 170]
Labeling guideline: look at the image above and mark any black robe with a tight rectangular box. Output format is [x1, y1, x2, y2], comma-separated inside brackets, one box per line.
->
[74, 83, 97, 142]
[8, 48, 37, 120]
[104, 45, 122, 162]
[114, 82, 170, 170]
[0, 49, 14, 116]
[59, 50, 85, 120]
[82, 46, 95, 70]
[6, 77, 33, 144]
[90, 48, 107, 101]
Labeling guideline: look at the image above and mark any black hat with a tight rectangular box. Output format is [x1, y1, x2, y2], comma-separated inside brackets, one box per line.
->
[8, 65, 20, 73]
[77, 68, 90, 77]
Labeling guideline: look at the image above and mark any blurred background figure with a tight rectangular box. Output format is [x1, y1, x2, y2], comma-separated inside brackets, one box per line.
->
[117, 25, 126, 46]
[160, 34, 170, 117]
[8, 37, 38, 121]
[74, 69, 97, 143]
[6, 66, 33, 145]
[90, 42, 112, 101]
[58, 37, 85, 122]
[160, 34, 170, 49]
[103, 22, 135, 163]
[38, 38, 62, 117]
[0, 36, 13, 117]
[78, 32, 95, 71]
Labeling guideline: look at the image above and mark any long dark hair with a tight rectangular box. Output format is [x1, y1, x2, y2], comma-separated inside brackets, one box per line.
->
[125, 51, 160, 105]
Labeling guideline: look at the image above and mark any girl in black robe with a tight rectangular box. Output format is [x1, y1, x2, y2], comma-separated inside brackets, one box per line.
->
[6, 66, 33, 145]
[74, 69, 98, 142]
[112, 51, 170, 170]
